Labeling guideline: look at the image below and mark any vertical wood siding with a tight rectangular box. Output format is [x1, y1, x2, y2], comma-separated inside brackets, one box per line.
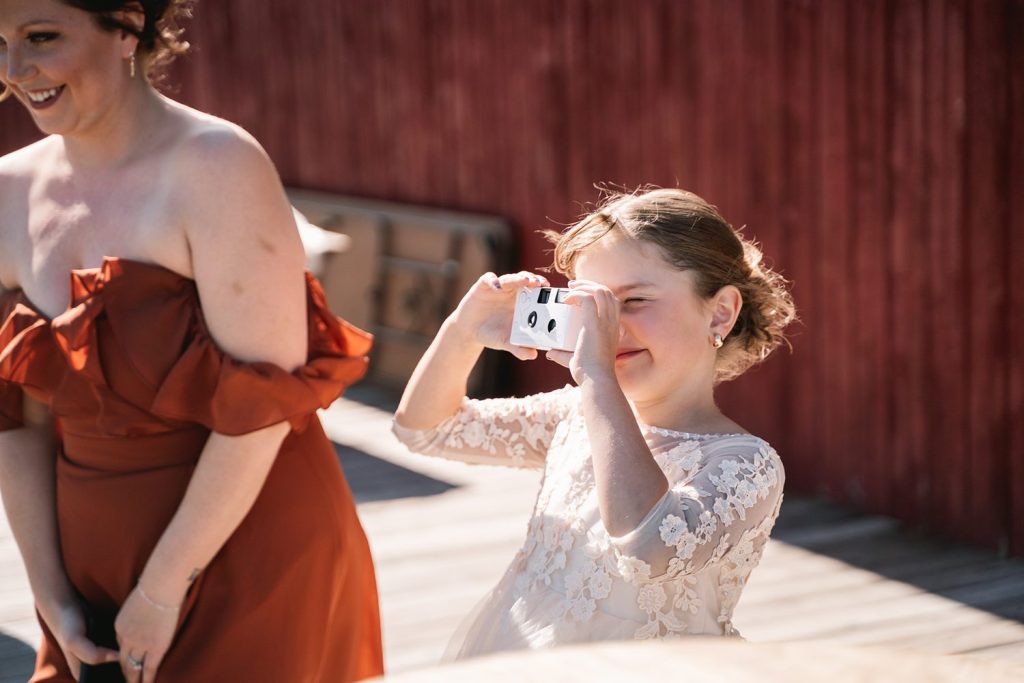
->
[1, 0, 1021, 553]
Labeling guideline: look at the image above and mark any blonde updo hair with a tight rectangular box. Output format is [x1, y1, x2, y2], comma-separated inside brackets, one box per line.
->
[545, 187, 797, 384]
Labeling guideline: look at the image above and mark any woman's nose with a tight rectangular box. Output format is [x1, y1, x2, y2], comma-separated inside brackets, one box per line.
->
[3, 47, 38, 84]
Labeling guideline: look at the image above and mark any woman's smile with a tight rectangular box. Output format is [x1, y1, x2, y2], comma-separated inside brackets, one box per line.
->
[23, 84, 65, 109]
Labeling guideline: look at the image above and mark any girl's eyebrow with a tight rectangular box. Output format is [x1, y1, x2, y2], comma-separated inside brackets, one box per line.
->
[614, 282, 657, 295]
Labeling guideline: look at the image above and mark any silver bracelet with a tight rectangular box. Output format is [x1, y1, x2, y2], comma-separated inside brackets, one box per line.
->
[136, 583, 182, 612]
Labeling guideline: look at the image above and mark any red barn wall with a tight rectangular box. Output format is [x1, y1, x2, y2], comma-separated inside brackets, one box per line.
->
[2, 0, 1021, 554]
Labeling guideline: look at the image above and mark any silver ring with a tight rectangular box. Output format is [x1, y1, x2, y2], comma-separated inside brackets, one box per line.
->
[126, 653, 145, 670]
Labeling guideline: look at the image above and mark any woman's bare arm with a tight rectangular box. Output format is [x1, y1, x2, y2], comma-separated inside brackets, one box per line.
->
[136, 123, 308, 607]
[112, 123, 311, 680]
[0, 396, 75, 622]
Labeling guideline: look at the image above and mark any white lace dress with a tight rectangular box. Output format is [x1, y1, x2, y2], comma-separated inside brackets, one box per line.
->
[391, 385, 785, 660]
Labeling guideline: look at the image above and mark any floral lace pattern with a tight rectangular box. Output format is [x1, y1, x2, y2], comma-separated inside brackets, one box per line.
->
[391, 385, 576, 469]
[392, 386, 785, 653]
[610, 443, 783, 639]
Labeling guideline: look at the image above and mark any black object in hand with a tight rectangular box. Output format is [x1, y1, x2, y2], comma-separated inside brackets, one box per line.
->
[79, 604, 124, 683]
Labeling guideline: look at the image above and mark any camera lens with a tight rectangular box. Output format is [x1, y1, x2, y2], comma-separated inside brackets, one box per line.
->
[547, 319, 557, 332]
[528, 311, 538, 328]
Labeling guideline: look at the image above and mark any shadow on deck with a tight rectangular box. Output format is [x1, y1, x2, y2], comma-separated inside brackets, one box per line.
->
[772, 498, 1024, 625]
[0, 635, 35, 683]
[336, 444, 457, 504]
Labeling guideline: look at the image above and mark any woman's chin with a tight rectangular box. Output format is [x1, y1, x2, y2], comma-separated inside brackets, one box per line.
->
[28, 114, 73, 137]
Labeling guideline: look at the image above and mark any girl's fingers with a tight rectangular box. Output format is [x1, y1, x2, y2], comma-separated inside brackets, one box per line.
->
[520, 271, 549, 288]
[565, 286, 618, 322]
[480, 271, 501, 290]
[506, 344, 539, 361]
[498, 271, 546, 290]
[562, 290, 599, 318]
[545, 349, 572, 368]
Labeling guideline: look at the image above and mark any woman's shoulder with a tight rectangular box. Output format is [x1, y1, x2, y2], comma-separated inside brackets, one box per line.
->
[0, 136, 57, 205]
[0, 135, 59, 173]
[159, 105, 299, 256]
[165, 109, 288, 223]
[166, 105, 273, 178]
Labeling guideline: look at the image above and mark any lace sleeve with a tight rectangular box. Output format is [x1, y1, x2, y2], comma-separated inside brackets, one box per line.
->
[610, 438, 784, 581]
[391, 385, 577, 469]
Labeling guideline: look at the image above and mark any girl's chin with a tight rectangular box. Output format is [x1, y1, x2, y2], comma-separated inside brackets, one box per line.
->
[616, 368, 684, 405]
[614, 371, 647, 400]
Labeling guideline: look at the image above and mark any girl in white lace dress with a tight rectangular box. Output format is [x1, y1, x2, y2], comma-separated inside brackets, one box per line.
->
[393, 188, 797, 659]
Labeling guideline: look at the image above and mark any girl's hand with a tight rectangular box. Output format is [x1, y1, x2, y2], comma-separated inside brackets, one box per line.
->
[44, 599, 120, 681]
[449, 271, 550, 360]
[114, 585, 181, 683]
[546, 280, 621, 384]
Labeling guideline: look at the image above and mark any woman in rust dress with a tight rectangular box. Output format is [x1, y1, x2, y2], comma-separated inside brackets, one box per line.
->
[0, 1, 383, 681]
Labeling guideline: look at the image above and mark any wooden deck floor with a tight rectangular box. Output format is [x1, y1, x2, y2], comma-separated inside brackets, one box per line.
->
[1, 388, 1023, 680]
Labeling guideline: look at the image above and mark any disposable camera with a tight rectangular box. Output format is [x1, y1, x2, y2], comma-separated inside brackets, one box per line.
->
[509, 287, 583, 352]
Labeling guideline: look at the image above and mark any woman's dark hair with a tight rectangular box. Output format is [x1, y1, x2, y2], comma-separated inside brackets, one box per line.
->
[62, 0, 193, 84]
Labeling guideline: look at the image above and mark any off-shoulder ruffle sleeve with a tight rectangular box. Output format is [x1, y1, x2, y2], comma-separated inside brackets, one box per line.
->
[147, 273, 372, 435]
[0, 384, 21, 431]
[0, 292, 63, 432]
[48, 259, 372, 436]
[0, 295, 23, 429]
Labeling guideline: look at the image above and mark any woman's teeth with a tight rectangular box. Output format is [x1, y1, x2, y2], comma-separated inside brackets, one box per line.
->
[27, 87, 61, 103]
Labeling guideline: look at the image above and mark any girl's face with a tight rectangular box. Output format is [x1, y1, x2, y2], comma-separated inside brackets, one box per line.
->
[574, 231, 721, 408]
[0, 0, 135, 137]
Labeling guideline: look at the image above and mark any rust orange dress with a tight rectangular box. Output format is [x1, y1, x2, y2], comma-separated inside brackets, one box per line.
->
[0, 257, 384, 682]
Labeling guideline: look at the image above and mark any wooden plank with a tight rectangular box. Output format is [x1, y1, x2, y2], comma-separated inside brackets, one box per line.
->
[2, 394, 1024, 677]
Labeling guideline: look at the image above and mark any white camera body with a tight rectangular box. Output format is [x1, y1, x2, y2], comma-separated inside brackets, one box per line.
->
[509, 287, 583, 352]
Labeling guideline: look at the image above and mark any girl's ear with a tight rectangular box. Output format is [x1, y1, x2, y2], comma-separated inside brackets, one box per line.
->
[709, 285, 742, 337]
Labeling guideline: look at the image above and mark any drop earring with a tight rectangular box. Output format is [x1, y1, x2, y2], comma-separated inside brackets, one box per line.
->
[129, 53, 137, 79]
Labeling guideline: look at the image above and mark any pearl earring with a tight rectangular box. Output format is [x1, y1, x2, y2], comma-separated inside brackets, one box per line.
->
[712, 333, 724, 349]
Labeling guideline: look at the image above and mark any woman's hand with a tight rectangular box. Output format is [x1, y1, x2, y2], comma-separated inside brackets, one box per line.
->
[42, 599, 120, 681]
[450, 271, 550, 360]
[113, 585, 181, 683]
[546, 280, 621, 384]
